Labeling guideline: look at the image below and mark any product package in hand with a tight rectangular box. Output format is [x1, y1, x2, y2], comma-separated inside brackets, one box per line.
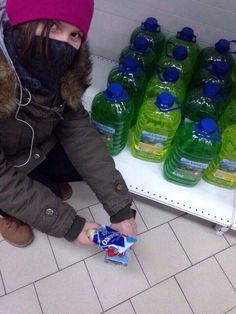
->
[87, 225, 137, 265]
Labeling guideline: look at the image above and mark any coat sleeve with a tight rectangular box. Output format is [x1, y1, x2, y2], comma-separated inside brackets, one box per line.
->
[0, 147, 83, 237]
[56, 104, 133, 217]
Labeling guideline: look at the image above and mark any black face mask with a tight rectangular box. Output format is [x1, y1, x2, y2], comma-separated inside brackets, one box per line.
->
[25, 36, 78, 91]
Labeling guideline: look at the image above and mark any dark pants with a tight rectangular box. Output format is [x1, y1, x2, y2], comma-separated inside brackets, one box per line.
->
[0, 144, 82, 217]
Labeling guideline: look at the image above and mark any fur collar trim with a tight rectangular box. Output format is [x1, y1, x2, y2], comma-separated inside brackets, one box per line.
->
[0, 43, 92, 117]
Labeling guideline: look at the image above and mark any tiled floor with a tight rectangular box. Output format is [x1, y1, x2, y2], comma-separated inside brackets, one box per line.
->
[0, 181, 236, 314]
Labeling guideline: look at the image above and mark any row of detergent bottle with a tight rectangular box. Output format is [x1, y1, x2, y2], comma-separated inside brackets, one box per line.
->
[90, 17, 236, 189]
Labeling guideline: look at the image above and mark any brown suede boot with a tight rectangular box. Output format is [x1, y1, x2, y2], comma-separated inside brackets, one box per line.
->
[0, 217, 34, 247]
[59, 182, 73, 201]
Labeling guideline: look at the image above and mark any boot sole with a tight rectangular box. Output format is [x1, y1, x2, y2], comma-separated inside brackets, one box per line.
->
[4, 234, 34, 248]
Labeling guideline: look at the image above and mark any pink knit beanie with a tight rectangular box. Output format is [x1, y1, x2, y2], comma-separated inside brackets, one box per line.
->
[6, 0, 94, 41]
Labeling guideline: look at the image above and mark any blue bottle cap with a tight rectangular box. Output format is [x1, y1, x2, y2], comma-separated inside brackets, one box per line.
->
[215, 39, 230, 53]
[121, 56, 139, 72]
[173, 45, 188, 60]
[196, 118, 218, 135]
[106, 83, 124, 99]
[177, 27, 196, 42]
[155, 92, 175, 109]
[163, 67, 180, 82]
[132, 35, 149, 52]
[212, 60, 229, 77]
[141, 17, 160, 32]
[203, 82, 220, 98]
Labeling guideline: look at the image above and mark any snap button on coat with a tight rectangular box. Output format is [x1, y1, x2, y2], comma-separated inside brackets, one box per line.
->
[45, 208, 54, 216]
[33, 153, 41, 160]
[116, 183, 123, 191]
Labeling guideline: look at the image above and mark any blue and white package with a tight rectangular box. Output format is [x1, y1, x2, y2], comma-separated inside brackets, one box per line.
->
[87, 225, 137, 265]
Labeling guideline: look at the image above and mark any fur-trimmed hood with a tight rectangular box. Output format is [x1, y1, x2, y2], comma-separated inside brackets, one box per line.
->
[0, 41, 92, 118]
[0, 0, 92, 118]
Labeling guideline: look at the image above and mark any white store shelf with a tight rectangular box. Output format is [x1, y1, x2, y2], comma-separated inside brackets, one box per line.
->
[83, 55, 236, 231]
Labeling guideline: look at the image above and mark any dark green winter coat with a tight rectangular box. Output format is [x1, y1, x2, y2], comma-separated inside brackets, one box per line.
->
[0, 20, 133, 240]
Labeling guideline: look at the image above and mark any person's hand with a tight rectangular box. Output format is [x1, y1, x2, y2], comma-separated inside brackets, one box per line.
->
[110, 217, 137, 237]
[73, 221, 100, 246]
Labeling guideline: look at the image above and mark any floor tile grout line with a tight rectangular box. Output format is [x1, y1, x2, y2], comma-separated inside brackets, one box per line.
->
[174, 276, 195, 313]
[83, 260, 104, 313]
[166, 242, 236, 285]
[0, 282, 39, 300]
[86, 197, 188, 234]
[88, 205, 96, 222]
[132, 194, 190, 215]
[171, 250, 232, 279]
[57, 248, 103, 272]
[102, 299, 136, 314]
[1, 269, 61, 296]
[0, 206, 235, 310]
[33, 283, 44, 314]
[68, 219, 236, 295]
[113, 274, 196, 312]
[129, 299, 137, 314]
[132, 201, 149, 231]
[168, 222, 235, 265]
[75, 201, 100, 213]
[47, 235, 60, 271]
[88, 201, 148, 237]
[88, 201, 147, 235]
[1, 230, 234, 300]
[100, 286, 150, 312]
[82, 242, 173, 312]
[2, 255, 109, 301]
[9, 249, 111, 296]
[132, 197, 188, 226]
[168, 222, 193, 265]
[132, 249, 152, 287]
[135, 212, 188, 235]
[223, 233, 231, 246]
[211, 243, 236, 263]
[2, 246, 235, 313]
[1, 274, 141, 312]
[0, 270, 6, 295]
[225, 305, 236, 314]
[214, 255, 236, 292]
[0, 180, 235, 308]
[135, 219, 179, 237]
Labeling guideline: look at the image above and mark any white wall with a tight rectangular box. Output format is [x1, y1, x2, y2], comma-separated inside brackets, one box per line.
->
[88, 0, 236, 61]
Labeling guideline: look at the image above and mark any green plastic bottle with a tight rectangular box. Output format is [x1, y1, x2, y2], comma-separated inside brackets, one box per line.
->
[164, 118, 221, 186]
[158, 44, 193, 85]
[183, 82, 226, 123]
[145, 66, 186, 102]
[190, 60, 232, 101]
[166, 27, 200, 64]
[203, 124, 236, 189]
[218, 96, 236, 132]
[131, 92, 182, 162]
[197, 39, 236, 70]
[130, 17, 165, 62]
[91, 83, 134, 156]
[119, 35, 156, 79]
[108, 56, 147, 126]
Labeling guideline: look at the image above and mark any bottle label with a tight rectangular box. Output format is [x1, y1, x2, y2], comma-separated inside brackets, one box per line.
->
[92, 120, 115, 150]
[174, 157, 209, 180]
[213, 158, 236, 181]
[138, 130, 167, 153]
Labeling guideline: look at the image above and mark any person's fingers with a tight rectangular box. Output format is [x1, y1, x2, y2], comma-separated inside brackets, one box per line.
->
[80, 234, 94, 246]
